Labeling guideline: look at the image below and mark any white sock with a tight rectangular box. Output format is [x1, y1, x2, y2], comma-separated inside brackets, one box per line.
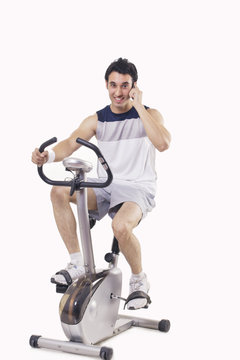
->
[70, 252, 83, 266]
[131, 271, 145, 280]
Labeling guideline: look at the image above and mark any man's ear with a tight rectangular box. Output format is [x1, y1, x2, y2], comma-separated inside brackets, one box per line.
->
[105, 80, 108, 89]
[133, 81, 137, 88]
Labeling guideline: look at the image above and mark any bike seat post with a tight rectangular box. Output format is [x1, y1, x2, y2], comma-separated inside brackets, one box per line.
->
[63, 158, 96, 276]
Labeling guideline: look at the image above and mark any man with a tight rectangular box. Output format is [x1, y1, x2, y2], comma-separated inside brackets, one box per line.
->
[32, 58, 171, 310]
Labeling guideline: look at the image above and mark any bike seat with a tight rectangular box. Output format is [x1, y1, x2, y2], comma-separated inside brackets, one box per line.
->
[63, 158, 93, 173]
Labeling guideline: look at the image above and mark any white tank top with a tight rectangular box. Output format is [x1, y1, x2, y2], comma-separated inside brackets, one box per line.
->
[96, 105, 157, 194]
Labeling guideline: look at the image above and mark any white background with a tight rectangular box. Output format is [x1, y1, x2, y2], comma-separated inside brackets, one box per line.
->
[0, 0, 240, 359]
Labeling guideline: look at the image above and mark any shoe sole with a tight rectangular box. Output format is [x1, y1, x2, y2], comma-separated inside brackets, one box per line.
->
[127, 281, 150, 310]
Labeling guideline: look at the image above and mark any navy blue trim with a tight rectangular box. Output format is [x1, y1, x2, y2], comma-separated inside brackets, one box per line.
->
[97, 105, 149, 123]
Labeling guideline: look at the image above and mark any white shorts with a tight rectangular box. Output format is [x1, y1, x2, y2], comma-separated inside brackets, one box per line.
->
[88, 178, 156, 221]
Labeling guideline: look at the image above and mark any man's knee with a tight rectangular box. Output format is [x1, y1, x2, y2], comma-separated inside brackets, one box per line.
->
[50, 186, 70, 204]
[112, 220, 132, 244]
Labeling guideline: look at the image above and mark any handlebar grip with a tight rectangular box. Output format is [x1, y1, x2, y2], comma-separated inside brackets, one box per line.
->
[39, 137, 57, 153]
[76, 138, 101, 155]
[37, 137, 73, 188]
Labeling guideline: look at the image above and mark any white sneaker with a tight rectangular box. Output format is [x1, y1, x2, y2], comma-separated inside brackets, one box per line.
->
[127, 273, 150, 310]
[51, 263, 85, 285]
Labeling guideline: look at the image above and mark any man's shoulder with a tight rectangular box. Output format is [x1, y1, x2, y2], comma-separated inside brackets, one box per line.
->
[96, 105, 110, 122]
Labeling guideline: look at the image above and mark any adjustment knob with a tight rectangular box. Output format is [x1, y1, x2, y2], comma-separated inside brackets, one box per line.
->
[104, 252, 114, 263]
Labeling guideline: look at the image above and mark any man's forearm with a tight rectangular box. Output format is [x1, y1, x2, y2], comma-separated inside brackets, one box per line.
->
[135, 104, 171, 152]
[52, 138, 76, 162]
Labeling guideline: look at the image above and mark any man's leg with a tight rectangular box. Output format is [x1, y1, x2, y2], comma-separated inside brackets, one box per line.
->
[111, 202, 143, 274]
[50, 186, 97, 284]
[50, 186, 97, 252]
[112, 202, 150, 310]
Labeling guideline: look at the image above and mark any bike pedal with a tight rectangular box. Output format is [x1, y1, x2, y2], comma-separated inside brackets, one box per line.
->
[56, 284, 68, 293]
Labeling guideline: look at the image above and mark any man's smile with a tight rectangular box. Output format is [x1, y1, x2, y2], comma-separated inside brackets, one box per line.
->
[114, 96, 125, 103]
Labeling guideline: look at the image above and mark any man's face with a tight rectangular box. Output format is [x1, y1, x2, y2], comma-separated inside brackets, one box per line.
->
[106, 71, 134, 111]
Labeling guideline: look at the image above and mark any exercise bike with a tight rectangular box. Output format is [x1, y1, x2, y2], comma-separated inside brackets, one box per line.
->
[29, 137, 170, 360]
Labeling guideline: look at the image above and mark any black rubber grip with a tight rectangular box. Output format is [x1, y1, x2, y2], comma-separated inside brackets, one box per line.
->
[39, 137, 57, 153]
[29, 335, 42, 348]
[158, 319, 171, 332]
[100, 346, 113, 360]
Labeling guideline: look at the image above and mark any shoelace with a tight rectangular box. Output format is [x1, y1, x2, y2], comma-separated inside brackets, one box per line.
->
[66, 263, 84, 275]
[66, 262, 77, 270]
[129, 279, 144, 292]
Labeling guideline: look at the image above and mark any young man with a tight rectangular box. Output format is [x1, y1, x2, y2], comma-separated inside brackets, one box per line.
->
[32, 58, 171, 310]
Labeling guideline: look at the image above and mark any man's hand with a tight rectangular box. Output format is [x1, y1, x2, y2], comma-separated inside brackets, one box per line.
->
[129, 84, 143, 108]
[32, 148, 49, 167]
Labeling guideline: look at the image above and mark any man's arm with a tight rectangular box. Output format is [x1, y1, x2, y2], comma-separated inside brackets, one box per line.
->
[52, 114, 98, 161]
[138, 106, 171, 152]
[32, 113, 98, 166]
[129, 86, 171, 152]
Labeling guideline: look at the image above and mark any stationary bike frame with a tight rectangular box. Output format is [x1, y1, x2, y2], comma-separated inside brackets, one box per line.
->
[37, 137, 113, 276]
[30, 137, 170, 360]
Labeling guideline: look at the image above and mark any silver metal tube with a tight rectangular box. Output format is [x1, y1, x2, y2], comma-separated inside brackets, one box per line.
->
[118, 314, 159, 330]
[38, 337, 101, 357]
[109, 254, 119, 269]
[76, 172, 95, 275]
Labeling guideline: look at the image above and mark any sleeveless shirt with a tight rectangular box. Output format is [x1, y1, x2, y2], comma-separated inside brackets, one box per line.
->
[96, 105, 157, 194]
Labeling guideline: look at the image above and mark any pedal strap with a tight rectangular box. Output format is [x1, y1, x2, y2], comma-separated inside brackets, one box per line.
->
[124, 291, 152, 309]
[55, 270, 73, 286]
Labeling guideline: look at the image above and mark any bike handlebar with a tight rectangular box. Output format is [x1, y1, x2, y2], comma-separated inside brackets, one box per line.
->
[37, 137, 113, 189]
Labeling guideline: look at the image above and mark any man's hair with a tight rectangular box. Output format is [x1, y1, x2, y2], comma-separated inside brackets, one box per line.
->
[105, 58, 138, 84]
